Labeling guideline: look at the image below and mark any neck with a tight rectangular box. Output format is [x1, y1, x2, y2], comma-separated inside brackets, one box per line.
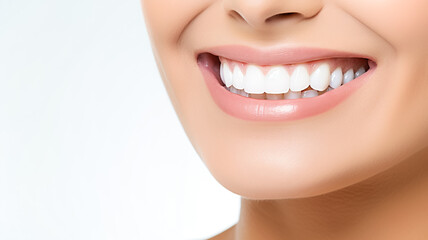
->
[235, 149, 428, 240]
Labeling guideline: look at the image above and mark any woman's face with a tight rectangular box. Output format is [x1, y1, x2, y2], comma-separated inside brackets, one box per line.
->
[142, 0, 428, 199]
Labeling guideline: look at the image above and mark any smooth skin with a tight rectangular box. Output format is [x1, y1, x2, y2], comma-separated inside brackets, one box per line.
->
[141, 0, 428, 239]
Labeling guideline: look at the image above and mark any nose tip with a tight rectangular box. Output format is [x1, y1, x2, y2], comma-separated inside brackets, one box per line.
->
[225, 0, 323, 29]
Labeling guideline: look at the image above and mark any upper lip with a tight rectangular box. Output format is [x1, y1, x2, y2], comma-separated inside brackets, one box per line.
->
[197, 45, 375, 66]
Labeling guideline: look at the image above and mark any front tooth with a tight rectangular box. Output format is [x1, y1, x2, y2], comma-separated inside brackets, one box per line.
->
[310, 63, 330, 91]
[302, 90, 318, 98]
[244, 65, 265, 94]
[284, 91, 302, 99]
[329, 67, 343, 89]
[232, 65, 244, 90]
[290, 65, 310, 91]
[265, 66, 289, 94]
[355, 67, 366, 78]
[343, 69, 355, 84]
[222, 62, 233, 87]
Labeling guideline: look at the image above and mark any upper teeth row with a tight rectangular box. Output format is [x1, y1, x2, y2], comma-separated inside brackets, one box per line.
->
[220, 61, 367, 94]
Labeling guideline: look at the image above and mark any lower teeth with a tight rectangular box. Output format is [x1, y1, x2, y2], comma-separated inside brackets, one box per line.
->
[226, 86, 333, 100]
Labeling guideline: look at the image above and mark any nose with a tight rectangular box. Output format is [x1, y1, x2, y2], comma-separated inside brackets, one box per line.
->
[224, 0, 323, 29]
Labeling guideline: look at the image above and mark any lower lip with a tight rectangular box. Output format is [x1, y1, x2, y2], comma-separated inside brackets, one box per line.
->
[198, 58, 375, 122]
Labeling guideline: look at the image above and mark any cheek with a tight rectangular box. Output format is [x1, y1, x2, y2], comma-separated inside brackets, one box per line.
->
[145, 0, 428, 199]
[336, 0, 428, 49]
[142, 0, 214, 44]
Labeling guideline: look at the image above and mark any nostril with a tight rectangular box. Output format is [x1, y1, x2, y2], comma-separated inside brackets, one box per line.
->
[229, 10, 301, 27]
[229, 10, 246, 23]
[265, 12, 300, 23]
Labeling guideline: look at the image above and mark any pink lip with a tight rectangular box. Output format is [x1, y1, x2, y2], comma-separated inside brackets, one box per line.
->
[197, 46, 376, 122]
[198, 45, 376, 66]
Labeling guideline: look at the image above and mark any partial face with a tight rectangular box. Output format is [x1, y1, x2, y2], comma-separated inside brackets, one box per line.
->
[142, 0, 428, 199]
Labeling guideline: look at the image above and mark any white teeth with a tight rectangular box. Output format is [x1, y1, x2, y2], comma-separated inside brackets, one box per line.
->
[232, 65, 244, 90]
[343, 69, 355, 84]
[219, 58, 369, 100]
[302, 90, 318, 98]
[284, 91, 302, 99]
[290, 65, 310, 91]
[220, 63, 225, 85]
[310, 63, 330, 91]
[244, 65, 265, 94]
[329, 67, 343, 89]
[355, 67, 366, 78]
[265, 66, 290, 94]
[222, 63, 234, 87]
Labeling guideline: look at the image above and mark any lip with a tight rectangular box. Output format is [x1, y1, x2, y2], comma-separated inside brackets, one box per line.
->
[197, 45, 376, 66]
[197, 45, 376, 122]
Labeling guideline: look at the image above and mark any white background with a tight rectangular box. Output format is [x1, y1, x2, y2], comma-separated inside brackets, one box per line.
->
[0, 0, 240, 239]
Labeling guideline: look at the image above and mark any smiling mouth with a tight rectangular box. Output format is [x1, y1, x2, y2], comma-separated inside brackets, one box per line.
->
[201, 53, 371, 100]
[197, 46, 376, 121]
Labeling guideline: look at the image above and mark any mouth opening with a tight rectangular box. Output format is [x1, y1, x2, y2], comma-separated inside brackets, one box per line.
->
[198, 53, 375, 100]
